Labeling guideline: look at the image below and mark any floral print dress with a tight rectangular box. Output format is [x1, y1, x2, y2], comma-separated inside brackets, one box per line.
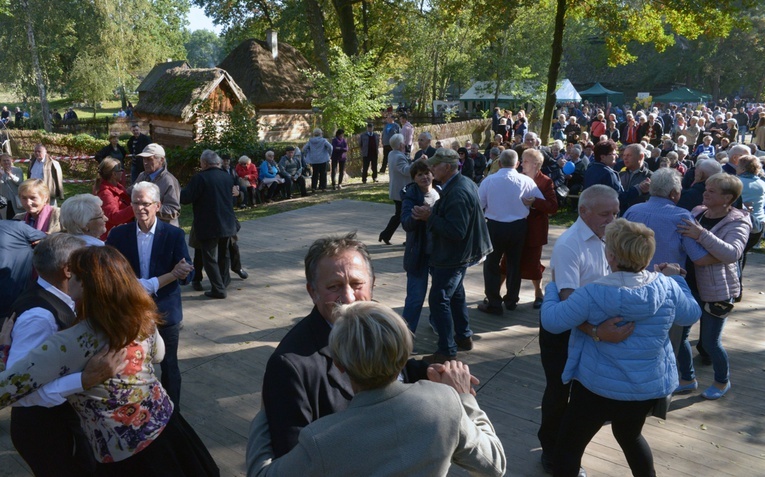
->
[0, 320, 174, 463]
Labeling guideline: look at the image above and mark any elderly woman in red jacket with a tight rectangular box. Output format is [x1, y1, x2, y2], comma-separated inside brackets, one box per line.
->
[95, 157, 133, 239]
[236, 155, 259, 207]
[519, 148, 558, 308]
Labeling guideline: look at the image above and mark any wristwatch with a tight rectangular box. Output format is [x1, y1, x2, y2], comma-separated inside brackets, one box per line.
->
[591, 325, 600, 342]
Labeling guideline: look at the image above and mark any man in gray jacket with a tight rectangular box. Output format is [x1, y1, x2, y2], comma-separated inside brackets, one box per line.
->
[358, 122, 381, 183]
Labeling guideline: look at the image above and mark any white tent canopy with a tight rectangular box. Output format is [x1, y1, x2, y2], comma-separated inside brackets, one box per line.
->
[459, 79, 580, 103]
[555, 79, 581, 102]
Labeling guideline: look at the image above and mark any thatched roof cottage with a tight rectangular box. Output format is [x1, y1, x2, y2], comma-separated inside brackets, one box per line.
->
[134, 67, 248, 148]
[136, 60, 190, 104]
[219, 32, 317, 141]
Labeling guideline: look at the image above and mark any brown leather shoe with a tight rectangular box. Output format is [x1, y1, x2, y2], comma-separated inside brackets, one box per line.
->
[456, 336, 473, 351]
[421, 352, 455, 365]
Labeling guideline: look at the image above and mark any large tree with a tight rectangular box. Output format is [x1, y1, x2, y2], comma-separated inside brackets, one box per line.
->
[538, 0, 752, 143]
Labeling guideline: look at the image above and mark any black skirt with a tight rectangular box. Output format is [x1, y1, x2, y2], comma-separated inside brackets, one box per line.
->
[95, 411, 219, 477]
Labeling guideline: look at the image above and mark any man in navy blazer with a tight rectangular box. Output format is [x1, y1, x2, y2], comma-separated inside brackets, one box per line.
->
[106, 181, 193, 409]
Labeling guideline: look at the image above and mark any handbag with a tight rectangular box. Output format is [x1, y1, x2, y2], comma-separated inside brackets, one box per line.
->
[555, 184, 570, 198]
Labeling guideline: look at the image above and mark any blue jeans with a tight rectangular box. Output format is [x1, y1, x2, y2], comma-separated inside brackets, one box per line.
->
[739, 125, 748, 144]
[403, 265, 429, 333]
[428, 266, 472, 356]
[677, 304, 729, 384]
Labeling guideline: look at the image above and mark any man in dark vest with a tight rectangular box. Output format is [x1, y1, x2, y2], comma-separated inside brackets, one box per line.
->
[6, 234, 111, 476]
[358, 122, 380, 184]
[127, 123, 151, 184]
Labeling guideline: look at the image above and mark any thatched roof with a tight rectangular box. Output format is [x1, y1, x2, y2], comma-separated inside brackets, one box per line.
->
[134, 67, 247, 122]
[218, 39, 313, 109]
[137, 60, 189, 93]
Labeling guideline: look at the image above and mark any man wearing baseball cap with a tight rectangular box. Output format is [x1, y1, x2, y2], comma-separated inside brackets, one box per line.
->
[130, 143, 181, 227]
[417, 148, 492, 363]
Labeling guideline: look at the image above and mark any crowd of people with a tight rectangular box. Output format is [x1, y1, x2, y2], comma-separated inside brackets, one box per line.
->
[0, 99, 763, 475]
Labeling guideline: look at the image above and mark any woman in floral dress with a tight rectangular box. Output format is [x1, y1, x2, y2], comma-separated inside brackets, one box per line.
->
[0, 246, 218, 476]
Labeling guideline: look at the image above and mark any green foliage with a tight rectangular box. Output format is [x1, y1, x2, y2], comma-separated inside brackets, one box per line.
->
[195, 100, 260, 157]
[185, 29, 224, 67]
[303, 47, 391, 133]
[67, 53, 116, 118]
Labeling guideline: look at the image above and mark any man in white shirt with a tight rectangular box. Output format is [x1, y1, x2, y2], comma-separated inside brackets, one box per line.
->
[27, 143, 64, 205]
[538, 185, 633, 476]
[477, 149, 544, 314]
[7, 234, 118, 476]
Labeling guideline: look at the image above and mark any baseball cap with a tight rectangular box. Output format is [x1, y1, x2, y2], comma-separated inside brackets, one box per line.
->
[138, 143, 165, 157]
[425, 148, 459, 166]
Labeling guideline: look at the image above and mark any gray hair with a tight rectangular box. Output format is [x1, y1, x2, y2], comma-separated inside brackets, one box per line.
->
[624, 143, 645, 158]
[649, 168, 682, 198]
[329, 301, 411, 391]
[389, 133, 404, 151]
[304, 232, 374, 289]
[499, 149, 518, 167]
[490, 147, 500, 157]
[201, 149, 222, 166]
[60, 194, 103, 235]
[418, 131, 432, 140]
[33, 234, 86, 277]
[265, 150, 275, 159]
[728, 144, 750, 159]
[132, 181, 161, 203]
[238, 155, 251, 165]
[696, 158, 722, 178]
[313, 128, 323, 137]
[525, 132, 539, 142]
[579, 185, 618, 211]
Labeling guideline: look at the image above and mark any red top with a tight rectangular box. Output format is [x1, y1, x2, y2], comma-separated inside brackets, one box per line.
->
[236, 163, 259, 187]
[97, 181, 134, 239]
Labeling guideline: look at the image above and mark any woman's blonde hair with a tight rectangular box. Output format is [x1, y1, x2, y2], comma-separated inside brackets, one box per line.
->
[706, 172, 743, 203]
[604, 219, 655, 273]
[18, 179, 50, 201]
[329, 301, 412, 391]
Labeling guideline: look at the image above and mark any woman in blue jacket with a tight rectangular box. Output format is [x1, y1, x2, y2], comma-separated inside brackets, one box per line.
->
[400, 161, 440, 334]
[541, 218, 700, 477]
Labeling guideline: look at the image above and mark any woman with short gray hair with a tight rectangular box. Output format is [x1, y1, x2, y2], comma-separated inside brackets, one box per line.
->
[302, 129, 333, 192]
[248, 301, 506, 477]
[60, 194, 108, 246]
[378, 133, 412, 245]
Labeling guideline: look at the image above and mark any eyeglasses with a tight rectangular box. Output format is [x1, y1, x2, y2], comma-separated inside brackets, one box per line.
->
[131, 201, 156, 208]
[113, 167, 123, 172]
[89, 213, 107, 222]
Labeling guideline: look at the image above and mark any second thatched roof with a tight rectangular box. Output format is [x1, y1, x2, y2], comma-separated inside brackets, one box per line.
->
[134, 67, 248, 122]
[218, 39, 314, 109]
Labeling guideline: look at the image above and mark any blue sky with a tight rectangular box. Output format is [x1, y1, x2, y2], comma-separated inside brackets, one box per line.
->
[187, 6, 223, 34]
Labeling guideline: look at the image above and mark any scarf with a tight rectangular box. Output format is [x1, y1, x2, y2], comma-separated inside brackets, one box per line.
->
[27, 204, 53, 232]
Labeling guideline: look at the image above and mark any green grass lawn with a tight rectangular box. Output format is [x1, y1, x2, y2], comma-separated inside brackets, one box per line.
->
[0, 96, 134, 120]
[65, 178, 392, 233]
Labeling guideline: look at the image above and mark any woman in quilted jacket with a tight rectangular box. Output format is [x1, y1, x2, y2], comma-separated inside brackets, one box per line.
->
[677, 173, 751, 400]
[541, 218, 700, 477]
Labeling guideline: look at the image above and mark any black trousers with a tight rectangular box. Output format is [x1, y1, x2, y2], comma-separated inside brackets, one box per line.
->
[381, 145, 392, 173]
[555, 381, 657, 477]
[362, 155, 377, 182]
[282, 175, 307, 197]
[331, 159, 346, 186]
[193, 236, 241, 281]
[11, 403, 97, 476]
[538, 322, 571, 457]
[199, 237, 231, 295]
[379, 200, 402, 242]
[483, 218, 527, 307]
[311, 162, 328, 190]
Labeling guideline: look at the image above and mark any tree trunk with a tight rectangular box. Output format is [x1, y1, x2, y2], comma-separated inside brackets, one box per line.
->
[21, 0, 51, 132]
[361, 0, 369, 54]
[304, 0, 330, 74]
[540, 0, 567, 146]
[332, 0, 359, 57]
